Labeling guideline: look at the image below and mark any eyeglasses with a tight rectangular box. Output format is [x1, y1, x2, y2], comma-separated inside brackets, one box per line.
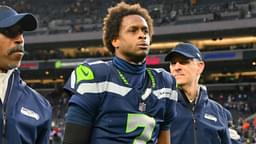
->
[0, 25, 23, 38]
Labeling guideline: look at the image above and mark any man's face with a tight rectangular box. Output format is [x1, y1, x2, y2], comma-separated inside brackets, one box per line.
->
[0, 24, 24, 71]
[112, 14, 151, 63]
[169, 54, 204, 86]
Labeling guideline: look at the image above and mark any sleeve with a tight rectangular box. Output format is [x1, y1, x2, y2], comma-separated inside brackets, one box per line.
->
[65, 94, 101, 126]
[64, 62, 108, 127]
[217, 108, 232, 144]
[223, 108, 242, 144]
[36, 111, 52, 144]
[63, 123, 91, 144]
[219, 128, 232, 144]
[159, 69, 177, 131]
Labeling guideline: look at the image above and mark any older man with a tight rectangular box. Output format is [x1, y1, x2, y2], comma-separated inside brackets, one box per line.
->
[0, 5, 52, 144]
[165, 43, 237, 144]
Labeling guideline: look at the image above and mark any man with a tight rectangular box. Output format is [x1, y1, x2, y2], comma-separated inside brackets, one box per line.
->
[63, 2, 177, 144]
[0, 5, 52, 144]
[165, 43, 235, 144]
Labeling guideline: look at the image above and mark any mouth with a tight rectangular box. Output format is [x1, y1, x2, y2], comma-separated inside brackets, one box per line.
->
[10, 50, 24, 55]
[174, 74, 184, 78]
[137, 43, 149, 49]
[8, 48, 24, 55]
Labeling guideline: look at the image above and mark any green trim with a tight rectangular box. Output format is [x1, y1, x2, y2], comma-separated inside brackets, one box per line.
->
[146, 69, 156, 89]
[75, 65, 94, 84]
[116, 68, 156, 89]
[117, 69, 129, 85]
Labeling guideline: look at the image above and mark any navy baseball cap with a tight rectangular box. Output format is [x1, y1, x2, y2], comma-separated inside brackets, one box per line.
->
[0, 5, 37, 31]
[165, 43, 203, 61]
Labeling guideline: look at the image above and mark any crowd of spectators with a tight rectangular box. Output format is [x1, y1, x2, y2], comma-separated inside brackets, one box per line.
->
[1, 0, 255, 143]
[42, 86, 70, 144]
[1, 0, 255, 34]
[20, 42, 256, 62]
[209, 85, 256, 143]
[23, 47, 112, 61]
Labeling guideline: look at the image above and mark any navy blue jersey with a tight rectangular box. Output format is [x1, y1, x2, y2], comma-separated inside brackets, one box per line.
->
[65, 60, 177, 144]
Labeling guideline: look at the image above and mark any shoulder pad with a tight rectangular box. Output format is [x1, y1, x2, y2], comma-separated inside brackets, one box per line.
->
[152, 68, 166, 73]
[65, 60, 111, 90]
[150, 68, 176, 88]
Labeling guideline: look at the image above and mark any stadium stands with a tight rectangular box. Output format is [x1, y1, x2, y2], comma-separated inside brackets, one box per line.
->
[1, 0, 255, 143]
[1, 0, 256, 34]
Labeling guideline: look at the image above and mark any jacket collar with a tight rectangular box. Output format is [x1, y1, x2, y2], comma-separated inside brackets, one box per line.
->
[5, 69, 24, 113]
[178, 85, 208, 106]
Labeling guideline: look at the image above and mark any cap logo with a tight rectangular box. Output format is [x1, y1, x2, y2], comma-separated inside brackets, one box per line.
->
[196, 53, 201, 59]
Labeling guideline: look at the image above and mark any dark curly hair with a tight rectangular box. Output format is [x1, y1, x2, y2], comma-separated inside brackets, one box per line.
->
[103, 2, 154, 54]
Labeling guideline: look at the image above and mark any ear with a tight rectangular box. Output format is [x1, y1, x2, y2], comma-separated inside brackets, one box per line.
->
[198, 61, 205, 74]
[112, 39, 120, 48]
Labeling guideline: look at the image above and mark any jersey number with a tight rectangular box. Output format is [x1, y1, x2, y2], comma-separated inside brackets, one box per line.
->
[126, 114, 156, 144]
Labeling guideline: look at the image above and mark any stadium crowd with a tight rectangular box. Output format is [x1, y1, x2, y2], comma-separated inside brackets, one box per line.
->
[210, 85, 256, 143]
[21, 42, 256, 61]
[1, 0, 255, 143]
[1, 0, 255, 34]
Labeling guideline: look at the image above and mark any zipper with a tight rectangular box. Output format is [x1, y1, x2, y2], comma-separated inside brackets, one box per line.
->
[2, 73, 14, 144]
[2, 111, 6, 137]
[192, 104, 197, 144]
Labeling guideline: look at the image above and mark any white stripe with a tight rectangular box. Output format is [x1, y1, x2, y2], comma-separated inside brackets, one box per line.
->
[88, 60, 106, 65]
[153, 88, 178, 101]
[70, 71, 76, 89]
[77, 81, 132, 96]
[141, 88, 152, 101]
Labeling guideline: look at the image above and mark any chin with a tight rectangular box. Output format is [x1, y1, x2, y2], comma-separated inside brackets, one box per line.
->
[177, 81, 186, 85]
[8, 62, 21, 69]
[132, 55, 146, 63]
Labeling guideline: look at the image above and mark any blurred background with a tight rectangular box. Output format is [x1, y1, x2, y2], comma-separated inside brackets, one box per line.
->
[1, 0, 256, 143]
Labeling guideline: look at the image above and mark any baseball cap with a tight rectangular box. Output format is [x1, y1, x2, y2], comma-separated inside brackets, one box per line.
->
[165, 43, 203, 61]
[0, 5, 37, 31]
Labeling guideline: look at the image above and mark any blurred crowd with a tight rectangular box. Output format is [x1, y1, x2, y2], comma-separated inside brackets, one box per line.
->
[209, 85, 256, 143]
[1, 0, 255, 35]
[21, 42, 256, 61]
[1, 0, 255, 143]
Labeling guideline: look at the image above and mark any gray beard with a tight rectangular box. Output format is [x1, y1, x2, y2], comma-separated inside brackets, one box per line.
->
[7, 63, 19, 70]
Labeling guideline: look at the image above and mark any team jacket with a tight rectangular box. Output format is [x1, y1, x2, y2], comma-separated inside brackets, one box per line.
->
[0, 69, 52, 144]
[170, 86, 232, 144]
[65, 59, 178, 144]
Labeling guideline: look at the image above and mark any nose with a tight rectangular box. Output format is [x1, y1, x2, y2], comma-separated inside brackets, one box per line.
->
[138, 30, 146, 39]
[170, 62, 182, 71]
[14, 34, 24, 45]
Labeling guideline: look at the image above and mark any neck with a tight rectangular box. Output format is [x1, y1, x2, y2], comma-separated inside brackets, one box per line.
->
[113, 56, 146, 74]
[114, 52, 146, 65]
[181, 83, 200, 102]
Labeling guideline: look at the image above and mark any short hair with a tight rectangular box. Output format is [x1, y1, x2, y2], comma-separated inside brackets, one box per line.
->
[103, 2, 153, 54]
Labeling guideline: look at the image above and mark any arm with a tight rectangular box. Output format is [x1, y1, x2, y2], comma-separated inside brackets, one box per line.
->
[34, 102, 52, 144]
[223, 108, 241, 144]
[63, 103, 96, 144]
[63, 123, 92, 144]
[157, 130, 171, 144]
[63, 63, 105, 143]
[35, 117, 52, 144]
